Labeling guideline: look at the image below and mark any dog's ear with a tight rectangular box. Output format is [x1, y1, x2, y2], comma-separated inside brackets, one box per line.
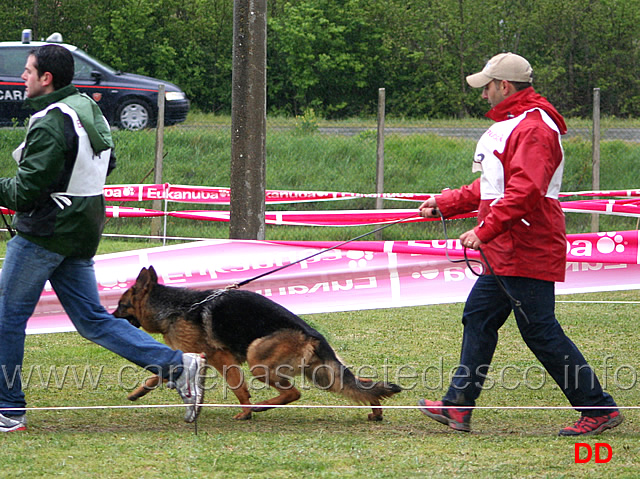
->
[135, 267, 147, 282]
[147, 265, 158, 283]
[135, 266, 158, 291]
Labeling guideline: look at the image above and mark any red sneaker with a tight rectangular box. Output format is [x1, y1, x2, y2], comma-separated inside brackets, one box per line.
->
[418, 399, 471, 432]
[559, 411, 623, 436]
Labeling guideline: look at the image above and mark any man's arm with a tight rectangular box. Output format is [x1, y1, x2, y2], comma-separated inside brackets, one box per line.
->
[0, 123, 67, 211]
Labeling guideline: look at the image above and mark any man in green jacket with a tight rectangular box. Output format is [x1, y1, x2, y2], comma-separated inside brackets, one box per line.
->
[0, 44, 205, 432]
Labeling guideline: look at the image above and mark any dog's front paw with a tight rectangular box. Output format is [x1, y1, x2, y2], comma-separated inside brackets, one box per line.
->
[367, 412, 384, 421]
[233, 411, 253, 420]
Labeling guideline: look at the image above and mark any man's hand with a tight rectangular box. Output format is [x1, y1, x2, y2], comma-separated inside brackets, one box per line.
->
[460, 229, 482, 250]
[419, 197, 440, 218]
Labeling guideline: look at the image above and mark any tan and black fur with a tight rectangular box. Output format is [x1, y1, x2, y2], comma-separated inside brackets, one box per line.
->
[113, 266, 401, 420]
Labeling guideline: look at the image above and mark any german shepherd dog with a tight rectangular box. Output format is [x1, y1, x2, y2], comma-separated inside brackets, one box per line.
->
[113, 266, 402, 421]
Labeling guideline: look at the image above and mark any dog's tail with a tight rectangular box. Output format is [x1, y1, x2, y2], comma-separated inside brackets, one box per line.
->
[306, 340, 402, 404]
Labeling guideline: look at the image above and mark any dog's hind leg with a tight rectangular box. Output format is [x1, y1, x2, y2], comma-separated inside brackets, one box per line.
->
[353, 377, 384, 421]
[247, 364, 302, 412]
[245, 331, 309, 413]
[368, 399, 383, 421]
[208, 349, 254, 420]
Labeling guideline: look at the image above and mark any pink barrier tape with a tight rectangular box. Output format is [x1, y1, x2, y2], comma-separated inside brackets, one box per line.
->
[103, 184, 434, 204]
[101, 184, 640, 205]
[104, 184, 166, 202]
[100, 201, 637, 226]
[169, 209, 466, 226]
[560, 188, 640, 197]
[102, 207, 475, 226]
[3, 186, 640, 215]
[106, 207, 165, 218]
[561, 199, 640, 217]
[4, 199, 640, 229]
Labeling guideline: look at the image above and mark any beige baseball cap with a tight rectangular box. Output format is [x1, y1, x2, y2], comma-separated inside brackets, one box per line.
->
[466, 52, 533, 88]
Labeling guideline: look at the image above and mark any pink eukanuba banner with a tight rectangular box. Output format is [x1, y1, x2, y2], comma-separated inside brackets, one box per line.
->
[25, 230, 640, 334]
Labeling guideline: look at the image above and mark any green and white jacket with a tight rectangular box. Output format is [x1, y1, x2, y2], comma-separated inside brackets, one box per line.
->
[0, 85, 114, 258]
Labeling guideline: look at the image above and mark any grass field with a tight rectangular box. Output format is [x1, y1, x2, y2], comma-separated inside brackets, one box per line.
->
[1, 291, 638, 478]
[0, 115, 639, 477]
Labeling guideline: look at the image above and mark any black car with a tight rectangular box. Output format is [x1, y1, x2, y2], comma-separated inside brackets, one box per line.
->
[0, 33, 190, 130]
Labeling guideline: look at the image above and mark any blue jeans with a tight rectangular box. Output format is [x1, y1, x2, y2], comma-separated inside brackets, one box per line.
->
[0, 235, 184, 414]
[443, 274, 617, 416]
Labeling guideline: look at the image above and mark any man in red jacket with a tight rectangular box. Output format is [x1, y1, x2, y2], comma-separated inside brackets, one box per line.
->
[417, 52, 622, 436]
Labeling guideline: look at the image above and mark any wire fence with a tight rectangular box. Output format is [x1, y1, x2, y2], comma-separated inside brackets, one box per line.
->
[101, 88, 640, 243]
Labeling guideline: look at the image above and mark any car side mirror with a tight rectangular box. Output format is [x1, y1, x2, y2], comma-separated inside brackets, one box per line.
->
[91, 70, 102, 84]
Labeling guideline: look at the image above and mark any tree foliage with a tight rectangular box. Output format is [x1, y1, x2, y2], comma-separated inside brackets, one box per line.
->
[3, 0, 640, 118]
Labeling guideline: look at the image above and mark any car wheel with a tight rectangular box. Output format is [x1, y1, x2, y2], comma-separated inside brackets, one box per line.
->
[115, 99, 154, 130]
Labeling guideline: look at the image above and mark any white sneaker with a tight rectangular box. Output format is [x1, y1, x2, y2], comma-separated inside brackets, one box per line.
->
[0, 412, 26, 432]
[168, 353, 206, 423]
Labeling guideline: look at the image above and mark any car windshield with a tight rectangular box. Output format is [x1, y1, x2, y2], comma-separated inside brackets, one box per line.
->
[0, 47, 30, 76]
[72, 48, 118, 80]
[0, 45, 119, 80]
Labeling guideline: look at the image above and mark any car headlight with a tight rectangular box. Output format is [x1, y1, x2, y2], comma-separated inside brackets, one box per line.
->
[165, 91, 186, 101]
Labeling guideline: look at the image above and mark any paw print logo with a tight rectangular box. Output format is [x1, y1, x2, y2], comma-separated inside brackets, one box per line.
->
[596, 232, 625, 254]
[411, 269, 439, 280]
[123, 186, 136, 197]
[410, 261, 439, 280]
[346, 250, 374, 270]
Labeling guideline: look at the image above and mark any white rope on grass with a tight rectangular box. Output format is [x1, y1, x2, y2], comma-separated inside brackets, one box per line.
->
[556, 300, 640, 304]
[5, 403, 640, 412]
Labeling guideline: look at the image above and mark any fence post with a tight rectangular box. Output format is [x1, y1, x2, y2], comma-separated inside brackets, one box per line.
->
[229, 0, 267, 240]
[375, 88, 385, 240]
[151, 84, 165, 241]
[591, 88, 600, 232]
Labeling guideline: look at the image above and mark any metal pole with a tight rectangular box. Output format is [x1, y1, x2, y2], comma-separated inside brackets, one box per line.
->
[229, 0, 266, 240]
[375, 88, 385, 241]
[151, 84, 165, 240]
[591, 88, 600, 233]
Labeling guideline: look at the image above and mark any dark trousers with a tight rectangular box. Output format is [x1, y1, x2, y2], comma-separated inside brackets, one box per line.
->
[443, 274, 617, 416]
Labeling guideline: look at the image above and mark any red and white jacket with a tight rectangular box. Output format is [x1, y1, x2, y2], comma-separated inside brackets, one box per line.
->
[436, 87, 568, 282]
